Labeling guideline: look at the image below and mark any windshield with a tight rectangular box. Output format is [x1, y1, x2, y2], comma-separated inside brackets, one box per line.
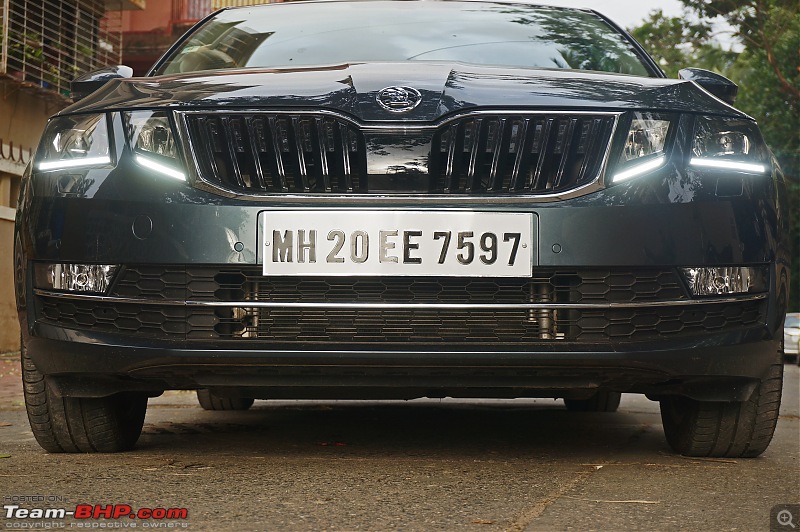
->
[154, 2, 653, 77]
[786, 316, 800, 328]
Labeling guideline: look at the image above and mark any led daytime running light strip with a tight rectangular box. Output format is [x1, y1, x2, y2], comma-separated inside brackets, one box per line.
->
[38, 156, 111, 171]
[612, 155, 666, 183]
[689, 158, 766, 174]
[135, 154, 186, 181]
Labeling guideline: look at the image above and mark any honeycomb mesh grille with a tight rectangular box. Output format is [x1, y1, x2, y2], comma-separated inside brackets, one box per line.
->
[111, 266, 688, 304]
[33, 264, 768, 345]
[37, 298, 766, 345]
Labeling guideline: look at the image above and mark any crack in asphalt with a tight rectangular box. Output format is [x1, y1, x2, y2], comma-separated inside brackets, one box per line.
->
[507, 424, 652, 531]
[505, 465, 602, 531]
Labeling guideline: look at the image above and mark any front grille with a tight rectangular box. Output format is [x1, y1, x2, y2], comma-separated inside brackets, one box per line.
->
[215, 303, 766, 343]
[184, 113, 365, 194]
[37, 297, 766, 345]
[35, 264, 767, 345]
[111, 266, 688, 304]
[430, 114, 615, 194]
[182, 111, 615, 196]
[39, 299, 191, 339]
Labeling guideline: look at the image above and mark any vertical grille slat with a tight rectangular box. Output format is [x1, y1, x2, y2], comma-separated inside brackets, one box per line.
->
[266, 117, 289, 192]
[184, 112, 615, 196]
[488, 118, 506, 191]
[443, 124, 458, 193]
[552, 118, 577, 189]
[291, 117, 311, 192]
[509, 119, 530, 191]
[315, 118, 332, 192]
[244, 117, 268, 191]
[338, 122, 354, 192]
[465, 118, 483, 193]
[220, 117, 246, 189]
[530, 118, 554, 191]
[576, 118, 600, 184]
[194, 117, 224, 186]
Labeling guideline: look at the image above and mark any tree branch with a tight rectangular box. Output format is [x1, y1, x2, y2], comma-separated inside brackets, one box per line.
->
[754, 0, 800, 100]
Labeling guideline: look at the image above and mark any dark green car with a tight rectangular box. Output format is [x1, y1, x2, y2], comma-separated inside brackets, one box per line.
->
[15, 1, 791, 456]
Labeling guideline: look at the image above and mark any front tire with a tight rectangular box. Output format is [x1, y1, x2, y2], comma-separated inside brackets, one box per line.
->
[22, 340, 147, 453]
[659, 362, 783, 458]
[196, 389, 254, 411]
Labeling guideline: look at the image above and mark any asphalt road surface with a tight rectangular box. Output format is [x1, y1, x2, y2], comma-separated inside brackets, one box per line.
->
[0, 355, 798, 531]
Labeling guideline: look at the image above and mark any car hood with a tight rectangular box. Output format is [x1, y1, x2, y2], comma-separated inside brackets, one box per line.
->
[64, 62, 745, 121]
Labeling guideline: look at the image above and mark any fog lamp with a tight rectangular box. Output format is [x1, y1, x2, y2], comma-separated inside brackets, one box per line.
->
[681, 266, 767, 296]
[34, 263, 118, 294]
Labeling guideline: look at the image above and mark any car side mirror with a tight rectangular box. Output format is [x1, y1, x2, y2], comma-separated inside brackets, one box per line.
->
[678, 67, 738, 106]
[71, 65, 134, 101]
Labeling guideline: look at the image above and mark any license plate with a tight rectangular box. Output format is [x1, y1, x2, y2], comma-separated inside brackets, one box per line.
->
[260, 211, 533, 277]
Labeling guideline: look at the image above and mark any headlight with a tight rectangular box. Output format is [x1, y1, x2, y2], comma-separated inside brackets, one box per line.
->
[612, 113, 672, 183]
[35, 114, 113, 172]
[689, 116, 767, 174]
[124, 111, 186, 181]
[34, 111, 188, 182]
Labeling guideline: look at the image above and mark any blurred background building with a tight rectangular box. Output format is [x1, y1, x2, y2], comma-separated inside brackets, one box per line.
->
[0, 0, 282, 352]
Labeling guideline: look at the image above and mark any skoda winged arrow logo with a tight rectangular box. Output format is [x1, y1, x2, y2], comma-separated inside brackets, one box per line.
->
[377, 86, 422, 113]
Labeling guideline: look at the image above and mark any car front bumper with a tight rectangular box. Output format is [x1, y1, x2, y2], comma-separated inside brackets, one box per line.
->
[25, 323, 777, 403]
[15, 166, 791, 403]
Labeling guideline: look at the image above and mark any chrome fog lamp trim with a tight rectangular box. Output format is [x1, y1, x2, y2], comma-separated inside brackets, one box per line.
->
[681, 266, 766, 296]
[34, 263, 119, 294]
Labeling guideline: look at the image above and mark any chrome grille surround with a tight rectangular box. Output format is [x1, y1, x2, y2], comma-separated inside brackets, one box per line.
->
[176, 110, 621, 202]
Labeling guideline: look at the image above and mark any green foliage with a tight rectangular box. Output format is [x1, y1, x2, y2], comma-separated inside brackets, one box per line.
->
[630, 10, 716, 77]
